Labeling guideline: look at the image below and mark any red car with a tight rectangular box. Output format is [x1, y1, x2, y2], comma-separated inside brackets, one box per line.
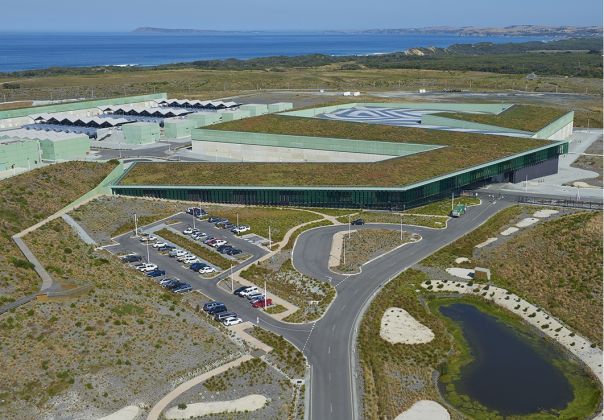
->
[252, 298, 273, 308]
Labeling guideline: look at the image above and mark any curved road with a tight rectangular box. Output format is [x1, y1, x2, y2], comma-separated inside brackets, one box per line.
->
[112, 199, 509, 419]
[291, 199, 509, 419]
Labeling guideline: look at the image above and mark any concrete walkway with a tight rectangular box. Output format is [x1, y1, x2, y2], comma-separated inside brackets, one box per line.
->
[12, 236, 54, 292]
[62, 214, 96, 245]
[231, 321, 274, 353]
[147, 355, 254, 420]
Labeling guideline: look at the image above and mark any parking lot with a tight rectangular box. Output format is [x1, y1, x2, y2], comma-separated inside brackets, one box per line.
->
[108, 207, 274, 326]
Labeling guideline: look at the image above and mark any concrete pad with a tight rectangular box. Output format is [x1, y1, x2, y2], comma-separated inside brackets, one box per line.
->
[533, 209, 559, 218]
[329, 230, 356, 268]
[516, 217, 539, 228]
[395, 400, 450, 420]
[500, 227, 519, 236]
[98, 405, 140, 420]
[446, 268, 474, 280]
[164, 394, 267, 419]
[475, 237, 498, 248]
[380, 307, 434, 344]
[455, 257, 470, 264]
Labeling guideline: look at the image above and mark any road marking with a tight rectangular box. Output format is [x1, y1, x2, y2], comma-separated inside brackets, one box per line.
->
[302, 321, 317, 352]
[328, 346, 331, 354]
[329, 372, 332, 382]
[330, 403, 333, 413]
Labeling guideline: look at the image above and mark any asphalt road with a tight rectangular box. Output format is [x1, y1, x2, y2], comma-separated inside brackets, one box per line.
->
[109, 200, 510, 419]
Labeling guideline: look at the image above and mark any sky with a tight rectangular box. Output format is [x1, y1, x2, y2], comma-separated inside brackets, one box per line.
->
[3, 0, 602, 31]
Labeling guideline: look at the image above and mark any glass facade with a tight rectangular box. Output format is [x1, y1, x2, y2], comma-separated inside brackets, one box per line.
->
[112, 142, 567, 210]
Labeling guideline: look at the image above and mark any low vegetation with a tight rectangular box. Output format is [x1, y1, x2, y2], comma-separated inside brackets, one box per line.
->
[0, 219, 241, 419]
[475, 211, 603, 344]
[438, 104, 567, 132]
[359, 270, 452, 418]
[248, 327, 306, 378]
[71, 196, 185, 242]
[156, 228, 232, 270]
[241, 256, 335, 323]
[569, 135, 603, 186]
[336, 229, 414, 273]
[0, 162, 115, 303]
[424, 206, 602, 344]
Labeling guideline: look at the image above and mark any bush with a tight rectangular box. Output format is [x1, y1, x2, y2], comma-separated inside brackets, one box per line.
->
[10, 257, 34, 270]
[178, 403, 187, 410]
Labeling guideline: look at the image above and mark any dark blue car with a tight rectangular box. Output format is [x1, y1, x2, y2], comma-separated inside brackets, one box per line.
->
[146, 269, 166, 277]
[190, 262, 210, 271]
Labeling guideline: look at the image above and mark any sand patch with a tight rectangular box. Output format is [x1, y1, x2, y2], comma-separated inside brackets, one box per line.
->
[572, 181, 596, 188]
[475, 237, 498, 248]
[380, 307, 434, 344]
[98, 405, 140, 420]
[395, 400, 450, 420]
[533, 209, 559, 218]
[500, 227, 519, 236]
[446, 268, 474, 280]
[516, 217, 539, 228]
[164, 394, 266, 419]
[455, 257, 470, 264]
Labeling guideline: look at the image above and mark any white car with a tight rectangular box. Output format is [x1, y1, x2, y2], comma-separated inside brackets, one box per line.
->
[174, 250, 187, 258]
[138, 263, 158, 272]
[139, 234, 157, 242]
[177, 253, 193, 262]
[232, 225, 250, 234]
[198, 266, 216, 274]
[212, 239, 227, 247]
[152, 241, 168, 248]
[223, 317, 243, 326]
[183, 256, 199, 264]
[183, 227, 193, 235]
[240, 287, 259, 297]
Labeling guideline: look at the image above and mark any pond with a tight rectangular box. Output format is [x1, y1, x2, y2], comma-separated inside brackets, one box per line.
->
[439, 302, 573, 416]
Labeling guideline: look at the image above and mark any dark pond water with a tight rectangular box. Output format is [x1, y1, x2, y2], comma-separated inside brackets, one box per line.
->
[439, 303, 573, 416]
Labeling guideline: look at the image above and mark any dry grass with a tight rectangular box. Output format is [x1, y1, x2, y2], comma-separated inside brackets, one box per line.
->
[0, 162, 115, 303]
[438, 104, 567, 132]
[336, 229, 414, 272]
[71, 196, 184, 243]
[0, 219, 241, 419]
[358, 269, 452, 419]
[475, 212, 603, 343]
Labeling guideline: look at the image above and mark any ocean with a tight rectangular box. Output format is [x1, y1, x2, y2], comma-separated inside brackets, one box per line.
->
[0, 32, 551, 73]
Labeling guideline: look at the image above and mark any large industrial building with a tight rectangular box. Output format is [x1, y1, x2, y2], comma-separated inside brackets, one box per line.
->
[112, 102, 573, 209]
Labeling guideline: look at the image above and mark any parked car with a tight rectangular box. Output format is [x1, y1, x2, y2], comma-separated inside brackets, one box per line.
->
[247, 292, 265, 301]
[203, 301, 223, 312]
[223, 317, 243, 326]
[207, 304, 227, 315]
[146, 269, 166, 277]
[139, 234, 157, 242]
[351, 219, 365, 226]
[252, 299, 273, 308]
[214, 311, 237, 322]
[240, 287, 259, 297]
[152, 241, 167, 248]
[173, 250, 187, 258]
[182, 256, 200, 265]
[159, 277, 178, 286]
[222, 223, 235, 230]
[173, 283, 192, 293]
[231, 225, 250, 234]
[217, 245, 233, 253]
[226, 248, 242, 256]
[190, 262, 209, 271]
[138, 263, 158, 272]
[198, 266, 216, 274]
[121, 254, 142, 263]
[168, 249, 182, 257]
[212, 239, 227, 248]
[233, 286, 250, 295]
[183, 227, 194, 235]
[249, 295, 267, 304]
[203, 237, 216, 245]
[177, 253, 193, 262]
[214, 219, 229, 227]
[157, 245, 175, 252]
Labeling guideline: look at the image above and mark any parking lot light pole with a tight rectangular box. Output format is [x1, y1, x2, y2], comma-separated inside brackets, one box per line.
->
[268, 226, 272, 251]
[146, 239, 150, 263]
[236, 213, 239, 229]
[400, 215, 403, 241]
[230, 264, 234, 292]
[264, 281, 267, 311]
[348, 214, 351, 238]
[134, 213, 138, 237]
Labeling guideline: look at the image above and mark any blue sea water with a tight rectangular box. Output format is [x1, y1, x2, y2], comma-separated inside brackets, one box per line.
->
[0, 32, 551, 73]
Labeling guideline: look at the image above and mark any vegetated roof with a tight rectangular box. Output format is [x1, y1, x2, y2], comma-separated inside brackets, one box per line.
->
[435, 105, 568, 132]
[121, 116, 548, 188]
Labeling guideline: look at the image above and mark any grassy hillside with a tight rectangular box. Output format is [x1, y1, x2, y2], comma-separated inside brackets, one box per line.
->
[0, 162, 115, 303]
[0, 219, 240, 419]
